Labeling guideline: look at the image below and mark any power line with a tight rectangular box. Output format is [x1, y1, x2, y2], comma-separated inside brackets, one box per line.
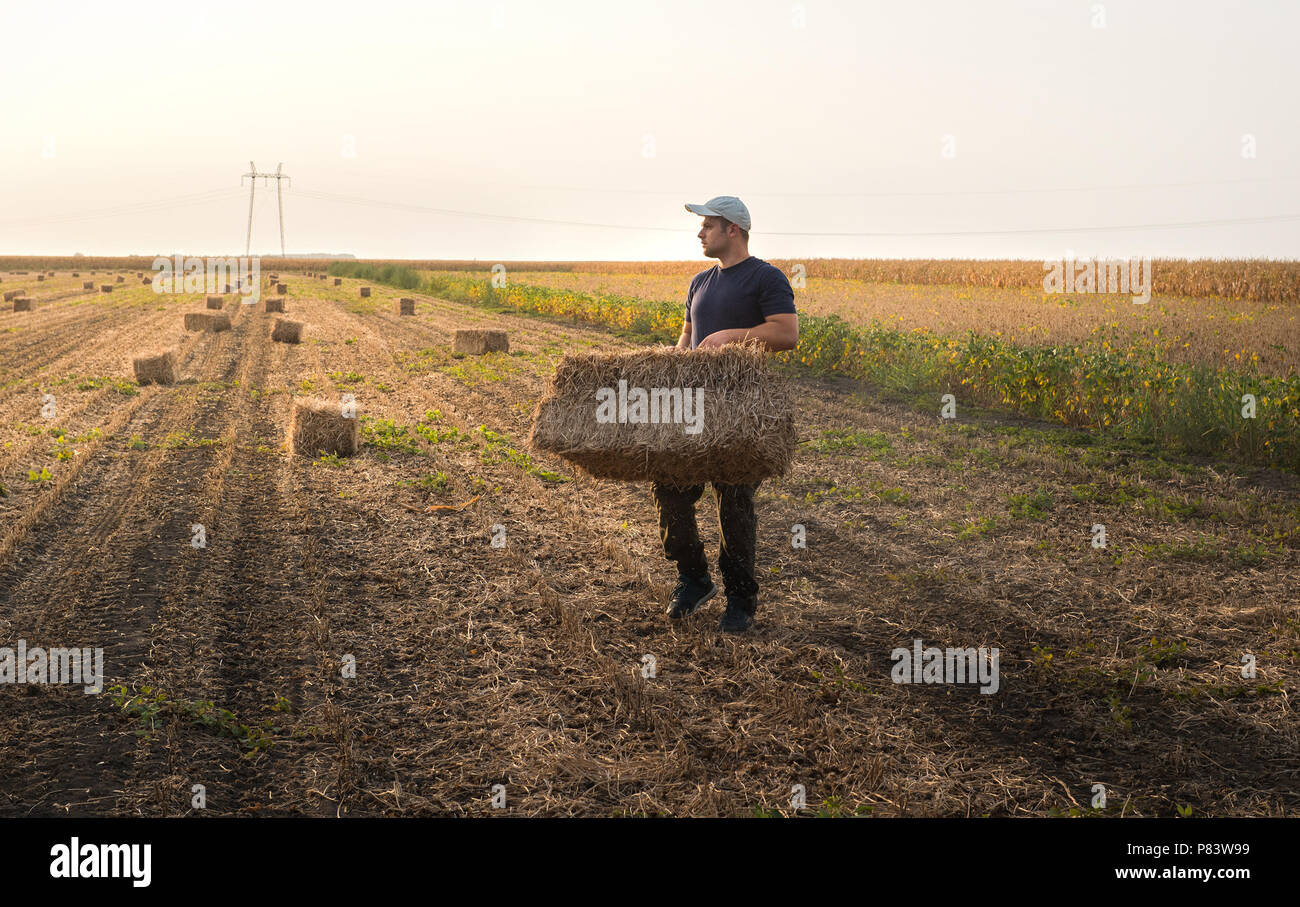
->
[4, 182, 1297, 240]
[769, 213, 1300, 237]
[293, 188, 683, 232]
[0, 188, 243, 227]
[517, 175, 1300, 199]
[324, 164, 1300, 199]
[293, 187, 1300, 237]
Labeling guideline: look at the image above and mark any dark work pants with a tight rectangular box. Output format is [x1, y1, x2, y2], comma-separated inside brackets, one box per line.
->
[651, 481, 760, 600]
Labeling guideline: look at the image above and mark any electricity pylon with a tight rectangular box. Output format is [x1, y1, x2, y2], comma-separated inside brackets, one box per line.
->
[241, 162, 291, 256]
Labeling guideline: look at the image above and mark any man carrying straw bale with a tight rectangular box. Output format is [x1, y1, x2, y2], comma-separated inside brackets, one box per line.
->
[657, 196, 798, 632]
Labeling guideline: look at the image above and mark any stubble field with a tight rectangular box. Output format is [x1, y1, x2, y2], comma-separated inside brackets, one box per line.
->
[0, 265, 1296, 817]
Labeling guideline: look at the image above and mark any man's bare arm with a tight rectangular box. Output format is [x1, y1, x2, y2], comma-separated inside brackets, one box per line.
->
[676, 319, 692, 350]
[696, 313, 798, 352]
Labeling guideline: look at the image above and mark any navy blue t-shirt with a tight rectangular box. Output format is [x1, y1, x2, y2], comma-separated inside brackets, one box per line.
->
[685, 256, 796, 349]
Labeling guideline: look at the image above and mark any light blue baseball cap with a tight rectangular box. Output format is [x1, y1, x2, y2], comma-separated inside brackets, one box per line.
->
[684, 196, 751, 231]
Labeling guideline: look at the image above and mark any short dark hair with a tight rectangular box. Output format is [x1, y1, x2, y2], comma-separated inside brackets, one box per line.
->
[719, 217, 749, 243]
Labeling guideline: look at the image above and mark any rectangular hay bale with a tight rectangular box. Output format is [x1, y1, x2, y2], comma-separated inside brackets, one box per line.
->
[265, 297, 285, 313]
[12, 297, 31, 312]
[276, 283, 287, 294]
[333, 278, 342, 286]
[83, 281, 94, 290]
[206, 295, 224, 309]
[271, 318, 303, 343]
[399, 297, 415, 315]
[453, 329, 508, 354]
[132, 350, 177, 386]
[184, 312, 232, 332]
[289, 397, 359, 458]
[101, 284, 113, 293]
[527, 342, 796, 486]
[359, 287, 371, 297]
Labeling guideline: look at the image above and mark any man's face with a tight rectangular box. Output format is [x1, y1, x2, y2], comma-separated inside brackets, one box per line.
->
[698, 216, 732, 258]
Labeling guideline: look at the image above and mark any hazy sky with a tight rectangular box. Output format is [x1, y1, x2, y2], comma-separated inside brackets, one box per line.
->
[1, 0, 1296, 261]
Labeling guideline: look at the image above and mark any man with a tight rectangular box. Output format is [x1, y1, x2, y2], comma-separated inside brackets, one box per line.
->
[653, 195, 799, 633]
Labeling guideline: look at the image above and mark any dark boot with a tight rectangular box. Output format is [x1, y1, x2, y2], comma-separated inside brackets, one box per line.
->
[718, 594, 757, 633]
[667, 571, 717, 619]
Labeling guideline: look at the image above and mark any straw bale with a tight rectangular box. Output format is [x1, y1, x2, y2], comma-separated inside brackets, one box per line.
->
[133, 350, 177, 385]
[271, 318, 303, 343]
[289, 397, 359, 458]
[184, 312, 232, 332]
[453, 329, 508, 354]
[527, 341, 795, 485]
